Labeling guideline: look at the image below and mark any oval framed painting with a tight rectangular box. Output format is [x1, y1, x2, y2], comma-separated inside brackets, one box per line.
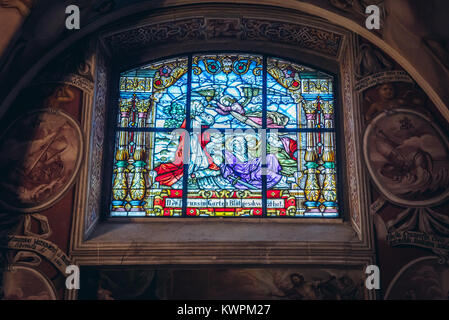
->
[384, 256, 449, 300]
[0, 109, 83, 212]
[363, 109, 449, 207]
[3, 264, 58, 300]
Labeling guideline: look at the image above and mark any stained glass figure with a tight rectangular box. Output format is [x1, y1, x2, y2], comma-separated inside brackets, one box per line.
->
[110, 54, 339, 218]
[186, 131, 263, 216]
[191, 54, 263, 129]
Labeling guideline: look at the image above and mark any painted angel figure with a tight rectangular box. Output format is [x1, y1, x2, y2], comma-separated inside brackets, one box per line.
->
[214, 94, 289, 129]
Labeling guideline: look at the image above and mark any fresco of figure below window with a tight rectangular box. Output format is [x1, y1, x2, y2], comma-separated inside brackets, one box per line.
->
[363, 109, 449, 207]
[0, 109, 83, 212]
[78, 267, 366, 300]
[153, 268, 366, 300]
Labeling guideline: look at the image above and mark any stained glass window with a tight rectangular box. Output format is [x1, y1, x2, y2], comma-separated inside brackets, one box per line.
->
[110, 54, 339, 218]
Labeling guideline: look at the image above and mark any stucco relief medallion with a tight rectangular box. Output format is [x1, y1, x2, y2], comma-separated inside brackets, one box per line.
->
[384, 256, 449, 300]
[3, 265, 57, 300]
[0, 109, 83, 212]
[363, 109, 449, 207]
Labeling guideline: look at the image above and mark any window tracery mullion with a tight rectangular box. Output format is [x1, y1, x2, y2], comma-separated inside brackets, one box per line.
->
[182, 54, 193, 217]
[262, 55, 268, 217]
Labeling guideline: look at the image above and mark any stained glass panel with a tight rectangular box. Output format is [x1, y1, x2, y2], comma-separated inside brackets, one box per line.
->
[266, 131, 338, 217]
[267, 58, 334, 129]
[111, 131, 184, 217]
[191, 54, 263, 129]
[118, 57, 188, 129]
[186, 131, 263, 216]
[110, 53, 339, 218]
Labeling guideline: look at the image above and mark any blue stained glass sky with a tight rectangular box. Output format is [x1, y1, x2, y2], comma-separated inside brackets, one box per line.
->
[153, 74, 188, 128]
[191, 55, 263, 129]
[266, 74, 301, 128]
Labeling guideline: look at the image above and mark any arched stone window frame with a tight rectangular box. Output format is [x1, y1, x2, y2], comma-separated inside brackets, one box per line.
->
[68, 5, 375, 286]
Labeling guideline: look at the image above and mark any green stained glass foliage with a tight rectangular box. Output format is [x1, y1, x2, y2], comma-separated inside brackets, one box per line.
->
[110, 53, 339, 218]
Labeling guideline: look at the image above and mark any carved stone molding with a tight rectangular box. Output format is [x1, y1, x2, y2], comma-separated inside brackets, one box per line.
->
[30, 74, 94, 95]
[104, 17, 205, 54]
[241, 18, 342, 57]
[341, 43, 364, 237]
[103, 16, 344, 59]
[26, 39, 96, 95]
[84, 52, 107, 236]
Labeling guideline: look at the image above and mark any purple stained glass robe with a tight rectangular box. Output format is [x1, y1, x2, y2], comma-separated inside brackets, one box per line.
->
[220, 150, 282, 189]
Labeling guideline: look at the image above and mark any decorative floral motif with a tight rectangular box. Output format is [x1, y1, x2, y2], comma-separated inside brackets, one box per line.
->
[104, 17, 343, 58]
